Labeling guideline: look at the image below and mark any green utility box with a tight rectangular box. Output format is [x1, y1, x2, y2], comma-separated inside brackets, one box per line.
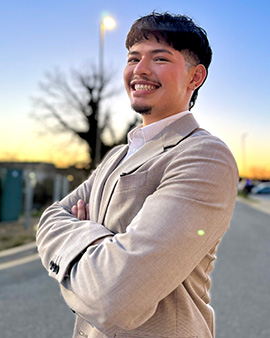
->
[0, 168, 23, 222]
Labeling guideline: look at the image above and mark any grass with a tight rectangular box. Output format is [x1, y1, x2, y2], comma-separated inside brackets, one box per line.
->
[0, 217, 38, 251]
[237, 191, 259, 204]
[238, 191, 249, 199]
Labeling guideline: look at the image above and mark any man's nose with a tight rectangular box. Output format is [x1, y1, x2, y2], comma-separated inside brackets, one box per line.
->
[134, 58, 151, 76]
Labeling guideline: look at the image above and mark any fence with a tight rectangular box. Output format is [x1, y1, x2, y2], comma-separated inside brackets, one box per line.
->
[0, 167, 70, 229]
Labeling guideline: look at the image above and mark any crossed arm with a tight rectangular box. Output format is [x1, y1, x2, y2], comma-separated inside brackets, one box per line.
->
[37, 137, 238, 332]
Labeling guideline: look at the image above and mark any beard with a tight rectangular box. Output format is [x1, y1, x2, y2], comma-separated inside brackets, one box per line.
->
[131, 103, 152, 115]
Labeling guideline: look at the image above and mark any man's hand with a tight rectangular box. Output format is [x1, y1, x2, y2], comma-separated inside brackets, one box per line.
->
[71, 199, 89, 220]
[71, 199, 113, 244]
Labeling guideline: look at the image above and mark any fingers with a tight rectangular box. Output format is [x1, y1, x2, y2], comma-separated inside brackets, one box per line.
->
[71, 200, 89, 220]
[71, 205, 78, 216]
[77, 199, 86, 220]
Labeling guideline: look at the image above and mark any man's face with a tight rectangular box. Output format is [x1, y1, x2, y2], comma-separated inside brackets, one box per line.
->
[124, 36, 195, 125]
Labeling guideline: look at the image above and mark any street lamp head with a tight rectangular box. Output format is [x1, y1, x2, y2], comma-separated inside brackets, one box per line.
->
[102, 16, 116, 30]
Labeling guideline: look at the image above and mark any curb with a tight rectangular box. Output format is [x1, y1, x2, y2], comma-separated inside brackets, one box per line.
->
[236, 196, 270, 216]
[0, 242, 39, 270]
[0, 241, 37, 258]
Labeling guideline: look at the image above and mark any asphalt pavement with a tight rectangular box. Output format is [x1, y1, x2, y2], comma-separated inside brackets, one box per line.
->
[211, 200, 270, 338]
[0, 256, 74, 337]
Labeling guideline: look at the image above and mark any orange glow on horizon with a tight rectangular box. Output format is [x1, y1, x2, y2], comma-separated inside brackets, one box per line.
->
[1, 139, 269, 179]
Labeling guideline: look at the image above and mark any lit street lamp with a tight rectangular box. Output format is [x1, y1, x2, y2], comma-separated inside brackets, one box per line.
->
[95, 15, 116, 166]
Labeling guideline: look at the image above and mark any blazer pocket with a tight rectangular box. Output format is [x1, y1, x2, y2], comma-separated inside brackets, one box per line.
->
[116, 171, 148, 192]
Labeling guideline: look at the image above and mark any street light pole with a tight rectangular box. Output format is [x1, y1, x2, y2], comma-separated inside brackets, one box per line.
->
[99, 16, 116, 81]
[95, 15, 116, 167]
[99, 21, 105, 84]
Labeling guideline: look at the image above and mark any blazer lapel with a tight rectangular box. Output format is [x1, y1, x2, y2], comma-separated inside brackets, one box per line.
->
[90, 145, 128, 222]
[97, 113, 199, 224]
[162, 113, 199, 148]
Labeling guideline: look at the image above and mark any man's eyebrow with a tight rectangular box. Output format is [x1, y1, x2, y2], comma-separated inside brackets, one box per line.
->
[127, 50, 140, 56]
[128, 48, 173, 56]
[150, 49, 173, 55]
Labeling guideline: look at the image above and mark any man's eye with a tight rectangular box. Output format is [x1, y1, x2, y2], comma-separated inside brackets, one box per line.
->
[127, 58, 139, 64]
[155, 57, 169, 62]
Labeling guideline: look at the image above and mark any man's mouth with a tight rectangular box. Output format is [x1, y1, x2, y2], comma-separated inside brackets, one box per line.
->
[134, 84, 157, 91]
[131, 80, 161, 91]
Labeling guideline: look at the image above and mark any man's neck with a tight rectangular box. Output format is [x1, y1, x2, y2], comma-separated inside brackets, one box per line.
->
[142, 108, 190, 126]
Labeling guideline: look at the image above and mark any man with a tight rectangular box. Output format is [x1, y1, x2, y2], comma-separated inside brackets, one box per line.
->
[37, 12, 238, 338]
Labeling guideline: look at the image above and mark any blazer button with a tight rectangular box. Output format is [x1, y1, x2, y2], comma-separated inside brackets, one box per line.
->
[49, 260, 54, 270]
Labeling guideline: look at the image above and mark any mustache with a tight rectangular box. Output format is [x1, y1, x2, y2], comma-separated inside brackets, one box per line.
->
[130, 76, 161, 87]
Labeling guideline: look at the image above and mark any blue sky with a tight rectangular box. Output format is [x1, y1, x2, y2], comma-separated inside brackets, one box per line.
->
[1, 0, 270, 176]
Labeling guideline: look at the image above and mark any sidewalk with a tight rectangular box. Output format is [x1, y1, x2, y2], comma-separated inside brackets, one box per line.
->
[237, 195, 270, 216]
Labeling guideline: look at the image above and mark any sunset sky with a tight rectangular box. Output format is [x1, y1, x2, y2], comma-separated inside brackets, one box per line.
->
[1, 0, 269, 178]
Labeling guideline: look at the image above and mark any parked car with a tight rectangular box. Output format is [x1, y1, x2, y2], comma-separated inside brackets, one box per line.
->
[251, 182, 270, 194]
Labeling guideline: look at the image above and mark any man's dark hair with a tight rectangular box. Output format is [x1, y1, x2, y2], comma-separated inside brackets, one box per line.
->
[126, 12, 212, 109]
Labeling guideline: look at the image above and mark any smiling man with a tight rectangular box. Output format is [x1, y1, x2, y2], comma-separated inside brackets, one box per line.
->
[37, 12, 238, 338]
[124, 38, 206, 124]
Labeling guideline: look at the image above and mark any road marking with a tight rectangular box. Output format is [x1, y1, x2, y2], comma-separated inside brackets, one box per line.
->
[0, 253, 40, 270]
[0, 242, 36, 258]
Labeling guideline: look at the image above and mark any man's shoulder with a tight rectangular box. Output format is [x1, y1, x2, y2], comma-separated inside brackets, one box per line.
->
[185, 127, 226, 147]
[179, 127, 238, 168]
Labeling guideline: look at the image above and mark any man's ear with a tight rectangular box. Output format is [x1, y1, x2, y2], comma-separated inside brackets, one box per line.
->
[188, 64, 207, 90]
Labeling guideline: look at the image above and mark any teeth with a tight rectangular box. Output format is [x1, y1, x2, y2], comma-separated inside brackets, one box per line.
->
[134, 84, 156, 91]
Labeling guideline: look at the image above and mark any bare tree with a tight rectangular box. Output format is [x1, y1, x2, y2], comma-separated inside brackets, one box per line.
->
[31, 64, 140, 169]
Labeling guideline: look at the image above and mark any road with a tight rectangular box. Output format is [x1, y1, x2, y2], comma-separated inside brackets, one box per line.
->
[211, 201, 270, 338]
[0, 257, 74, 337]
[0, 201, 269, 337]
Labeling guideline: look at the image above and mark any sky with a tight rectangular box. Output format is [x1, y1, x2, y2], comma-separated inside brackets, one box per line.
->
[1, 0, 270, 178]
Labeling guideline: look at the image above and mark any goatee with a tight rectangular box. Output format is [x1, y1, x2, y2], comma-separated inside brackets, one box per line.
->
[131, 104, 152, 115]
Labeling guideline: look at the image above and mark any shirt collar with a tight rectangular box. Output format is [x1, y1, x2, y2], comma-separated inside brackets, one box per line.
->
[128, 110, 190, 145]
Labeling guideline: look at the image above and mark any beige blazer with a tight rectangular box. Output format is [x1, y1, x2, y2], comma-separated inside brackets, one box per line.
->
[36, 113, 239, 338]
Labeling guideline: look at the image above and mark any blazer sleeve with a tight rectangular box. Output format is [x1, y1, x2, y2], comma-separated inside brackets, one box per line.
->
[37, 136, 239, 332]
[36, 168, 114, 282]
[36, 145, 126, 281]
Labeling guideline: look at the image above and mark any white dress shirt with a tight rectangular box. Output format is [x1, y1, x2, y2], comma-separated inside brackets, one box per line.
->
[124, 110, 190, 162]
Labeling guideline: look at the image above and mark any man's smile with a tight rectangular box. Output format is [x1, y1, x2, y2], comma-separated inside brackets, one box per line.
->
[134, 84, 157, 91]
[130, 79, 161, 93]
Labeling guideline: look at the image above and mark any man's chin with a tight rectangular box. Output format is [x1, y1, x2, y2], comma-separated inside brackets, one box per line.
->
[131, 104, 152, 115]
